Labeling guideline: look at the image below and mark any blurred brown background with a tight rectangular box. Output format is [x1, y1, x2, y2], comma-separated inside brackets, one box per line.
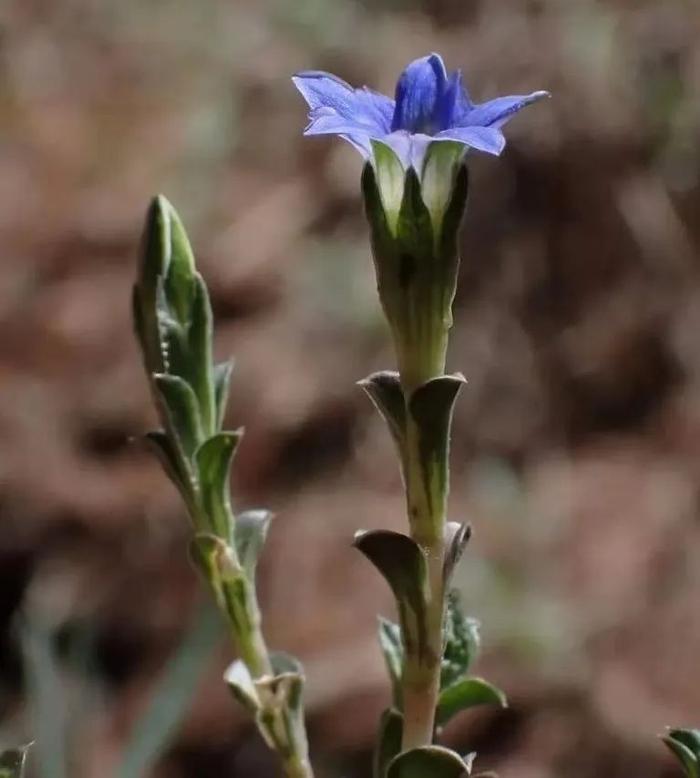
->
[1, 0, 699, 776]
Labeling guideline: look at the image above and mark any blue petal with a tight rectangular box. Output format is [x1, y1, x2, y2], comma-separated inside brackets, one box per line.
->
[434, 126, 506, 155]
[292, 71, 394, 138]
[391, 53, 450, 134]
[461, 91, 550, 129]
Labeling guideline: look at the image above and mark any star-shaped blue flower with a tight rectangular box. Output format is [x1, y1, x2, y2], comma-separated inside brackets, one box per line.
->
[293, 53, 548, 168]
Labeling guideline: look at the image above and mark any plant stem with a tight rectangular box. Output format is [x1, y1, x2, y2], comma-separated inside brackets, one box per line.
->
[400, 412, 447, 750]
[283, 753, 315, 778]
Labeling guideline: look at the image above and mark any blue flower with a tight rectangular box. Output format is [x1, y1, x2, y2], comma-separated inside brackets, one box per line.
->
[293, 53, 548, 168]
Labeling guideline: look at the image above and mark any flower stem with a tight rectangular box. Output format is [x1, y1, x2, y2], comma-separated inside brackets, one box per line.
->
[400, 411, 447, 751]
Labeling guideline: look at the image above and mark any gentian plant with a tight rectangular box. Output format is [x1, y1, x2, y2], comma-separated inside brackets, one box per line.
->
[132, 198, 313, 778]
[293, 54, 548, 776]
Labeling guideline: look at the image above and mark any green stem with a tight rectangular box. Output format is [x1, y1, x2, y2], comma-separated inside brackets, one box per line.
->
[400, 412, 447, 751]
[283, 753, 315, 778]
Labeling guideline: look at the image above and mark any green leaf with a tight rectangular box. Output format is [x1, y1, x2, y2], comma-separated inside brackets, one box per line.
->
[663, 729, 700, 778]
[234, 510, 273, 580]
[214, 359, 235, 430]
[436, 162, 469, 260]
[153, 373, 203, 458]
[194, 432, 243, 537]
[358, 371, 406, 456]
[373, 708, 403, 778]
[388, 746, 473, 778]
[377, 617, 403, 705]
[117, 601, 221, 778]
[353, 530, 429, 661]
[161, 202, 197, 325]
[0, 746, 30, 778]
[441, 591, 481, 689]
[437, 678, 507, 726]
[407, 374, 466, 518]
[187, 273, 215, 435]
[397, 167, 434, 261]
[444, 522, 471, 585]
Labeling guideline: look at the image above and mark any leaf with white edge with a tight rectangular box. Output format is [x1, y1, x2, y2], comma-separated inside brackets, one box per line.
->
[408, 374, 466, 517]
[234, 510, 273, 579]
[373, 708, 403, 778]
[195, 432, 243, 537]
[663, 729, 700, 778]
[436, 678, 507, 726]
[388, 746, 473, 778]
[214, 359, 235, 430]
[377, 617, 403, 704]
[358, 371, 406, 455]
[153, 373, 203, 458]
[444, 522, 471, 585]
[224, 659, 259, 715]
[354, 530, 429, 661]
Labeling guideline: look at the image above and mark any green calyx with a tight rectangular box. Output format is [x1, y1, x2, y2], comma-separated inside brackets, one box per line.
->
[362, 141, 468, 392]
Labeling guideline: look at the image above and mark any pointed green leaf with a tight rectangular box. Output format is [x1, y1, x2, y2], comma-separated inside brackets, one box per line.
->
[153, 373, 203, 458]
[663, 729, 700, 778]
[214, 359, 235, 430]
[377, 617, 403, 705]
[668, 730, 700, 758]
[0, 745, 30, 778]
[397, 167, 434, 260]
[373, 708, 403, 778]
[188, 273, 215, 435]
[162, 203, 197, 325]
[388, 746, 473, 778]
[234, 510, 273, 579]
[194, 431, 243, 537]
[138, 195, 172, 291]
[359, 371, 406, 454]
[437, 677, 507, 726]
[436, 162, 469, 258]
[407, 373, 466, 517]
[444, 522, 471, 585]
[441, 592, 481, 688]
[354, 530, 429, 661]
